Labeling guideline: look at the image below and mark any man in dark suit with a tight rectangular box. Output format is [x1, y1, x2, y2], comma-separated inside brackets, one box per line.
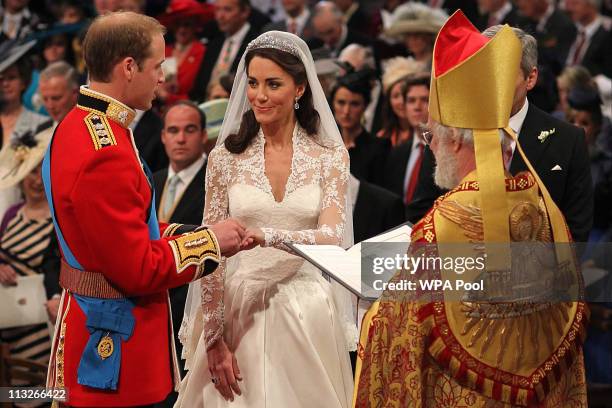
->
[263, 0, 315, 40]
[131, 109, 168, 173]
[309, 1, 372, 58]
[383, 76, 430, 206]
[488, 25, 593, 242]
[565, 0, 612, 78]
[153, 100, 208, 407]
[189, 0, 260, 102]
[474, 0, 529, 31]
[350, 174, 406, 243]
[333, 0, 374, 35]
[516, 0, 578, 72]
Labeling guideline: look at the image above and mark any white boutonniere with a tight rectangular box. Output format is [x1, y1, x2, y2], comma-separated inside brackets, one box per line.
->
[537, 128, 555, 143]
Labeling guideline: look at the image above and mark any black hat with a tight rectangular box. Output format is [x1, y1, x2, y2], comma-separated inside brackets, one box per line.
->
[0, 39, 37, 74]
[568, 86, 602, 111]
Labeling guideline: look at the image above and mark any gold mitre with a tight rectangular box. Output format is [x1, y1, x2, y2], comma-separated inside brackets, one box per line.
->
[429, 11, 571, 266]
[429, 11, 520, 129]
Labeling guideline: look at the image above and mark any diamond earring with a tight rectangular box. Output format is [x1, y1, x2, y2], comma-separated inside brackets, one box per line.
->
[294, 97, 300, 110]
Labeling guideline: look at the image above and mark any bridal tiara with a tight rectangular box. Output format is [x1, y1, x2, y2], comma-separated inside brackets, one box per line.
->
[246, 34, 301, 58]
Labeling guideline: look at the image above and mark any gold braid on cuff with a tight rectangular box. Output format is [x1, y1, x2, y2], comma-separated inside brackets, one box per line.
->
[168, 227, 220, 279]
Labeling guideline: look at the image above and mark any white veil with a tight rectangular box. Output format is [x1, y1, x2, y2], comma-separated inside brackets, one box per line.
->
[179, 31, 358, 362]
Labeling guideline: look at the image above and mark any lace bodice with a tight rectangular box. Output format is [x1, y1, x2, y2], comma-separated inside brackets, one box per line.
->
[199, 125, 350, 349]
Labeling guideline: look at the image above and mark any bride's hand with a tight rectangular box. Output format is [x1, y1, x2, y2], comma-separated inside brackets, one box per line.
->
[244, 228, 265, 248]
[207, 338, 242, 401]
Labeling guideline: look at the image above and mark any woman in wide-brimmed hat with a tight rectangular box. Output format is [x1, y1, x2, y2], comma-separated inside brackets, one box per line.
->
[0, 40, 51, 218]
[385, 3, 447, 66]
[157, 0, 215, 104]
[0, 126, 62, 385]
[377, 56, 426, 146]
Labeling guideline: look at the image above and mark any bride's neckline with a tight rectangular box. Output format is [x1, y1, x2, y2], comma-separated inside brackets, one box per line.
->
[259, 125, 299, 204]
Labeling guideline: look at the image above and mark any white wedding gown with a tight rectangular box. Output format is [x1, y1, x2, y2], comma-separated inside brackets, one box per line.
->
[175, 126, 354, 407]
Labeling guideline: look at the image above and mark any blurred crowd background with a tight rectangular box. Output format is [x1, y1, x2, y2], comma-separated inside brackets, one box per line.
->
[0, 0, 611, 406]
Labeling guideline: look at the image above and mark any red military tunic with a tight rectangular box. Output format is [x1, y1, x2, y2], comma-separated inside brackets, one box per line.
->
[45, 87, 220, 406]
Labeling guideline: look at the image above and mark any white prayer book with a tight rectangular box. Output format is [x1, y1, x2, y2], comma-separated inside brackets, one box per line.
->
[287, 223, 412, 300]
[0, 274, 48, 329]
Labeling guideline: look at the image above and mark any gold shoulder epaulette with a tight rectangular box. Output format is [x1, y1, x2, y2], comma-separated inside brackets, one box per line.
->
[83, 112, 117, 150]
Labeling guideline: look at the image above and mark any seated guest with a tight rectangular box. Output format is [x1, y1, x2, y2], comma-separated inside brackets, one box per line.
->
[0, 41, 51, 219]
[205, 73, 233, 101]
[0, 127, 61, 381]
[333, 0, 375, 37]
[474, 0, 527, 31]
[310, 1, 372, 58]
[568, 86, 612, 241]
[383, 75, 430, 205]
[337, 44, 380, 133]
[157, 0, 214, 104]
[384, 3, 447, 68]
[565, 0, 612, 78]
[554, 65, 596, 120]
[263, 0, 315, 39]
[25, 31, 78, 114]
[38, 61, 79, 126]
[377, 57, 426, 146]
[332, 72, 390, 186]
[515, 0, 577, 72]
[189, 0, 259, 102]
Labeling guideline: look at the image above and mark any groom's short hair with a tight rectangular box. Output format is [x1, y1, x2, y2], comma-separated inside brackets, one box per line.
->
[83, 11, 166, 82]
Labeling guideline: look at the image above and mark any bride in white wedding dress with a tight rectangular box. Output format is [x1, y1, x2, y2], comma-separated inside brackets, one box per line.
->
[175, 32, 356, 407]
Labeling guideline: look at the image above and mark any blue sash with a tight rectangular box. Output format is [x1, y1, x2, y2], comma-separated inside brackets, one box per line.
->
[42, 142, 160, 390]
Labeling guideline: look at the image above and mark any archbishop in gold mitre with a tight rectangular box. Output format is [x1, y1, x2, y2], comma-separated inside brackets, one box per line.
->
[354, 11, 588, 408]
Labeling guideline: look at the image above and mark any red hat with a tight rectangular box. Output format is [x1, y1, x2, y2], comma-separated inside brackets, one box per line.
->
[157, 0, 215, 29]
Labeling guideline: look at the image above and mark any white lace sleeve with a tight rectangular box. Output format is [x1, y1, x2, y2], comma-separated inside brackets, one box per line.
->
[261, 145, 349, 250]
[200, 148, 228, 350]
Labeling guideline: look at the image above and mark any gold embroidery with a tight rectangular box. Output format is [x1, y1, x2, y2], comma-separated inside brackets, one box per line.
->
[168, 228, 220, 278]
[509, 202, 542, 241]
[79, 87, 136, 128]
[51, 293, 70, 407]
[97, 334, 114, 359]
[84, 112, 116, 150]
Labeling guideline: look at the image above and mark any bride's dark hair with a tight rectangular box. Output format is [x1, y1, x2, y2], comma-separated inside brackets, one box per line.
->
[224, 47, 320, 154]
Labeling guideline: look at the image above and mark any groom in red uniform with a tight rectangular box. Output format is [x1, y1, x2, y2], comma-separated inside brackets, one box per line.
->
[43, 11, 247, 407]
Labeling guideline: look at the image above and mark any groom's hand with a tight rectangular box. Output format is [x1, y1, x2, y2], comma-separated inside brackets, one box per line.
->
[209, 219, 246, 257]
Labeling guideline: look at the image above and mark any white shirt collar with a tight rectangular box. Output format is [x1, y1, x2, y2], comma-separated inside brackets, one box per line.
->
[492, 2, 513, 24]
[289, 8, 310, 34]
[578, 16, 602, 39]
[333, 25, 348, 55]
[129, 110, 146, 130]
[167, 154, 206, 187]
[509, 98, 529, 136]
[227, 22, 250, 44]
[536, 4, 555, 32]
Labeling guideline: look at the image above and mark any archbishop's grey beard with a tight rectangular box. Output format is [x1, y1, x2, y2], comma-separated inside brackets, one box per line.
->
[433, 143, 461, 190]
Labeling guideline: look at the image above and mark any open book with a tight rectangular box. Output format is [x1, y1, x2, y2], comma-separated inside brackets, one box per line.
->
[287, 223, 412, 300]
